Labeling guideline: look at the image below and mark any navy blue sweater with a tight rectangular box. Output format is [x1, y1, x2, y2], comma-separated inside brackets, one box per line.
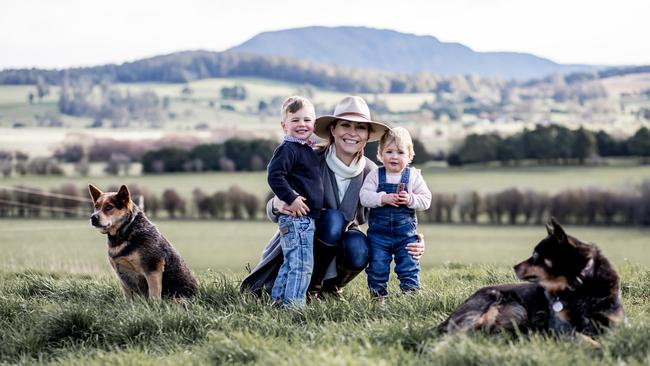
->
[267, 141, 323, 219]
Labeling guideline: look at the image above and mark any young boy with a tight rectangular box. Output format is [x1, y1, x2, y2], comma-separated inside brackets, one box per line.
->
[267, 96, 323, 307]
[360, 127, 431, 298]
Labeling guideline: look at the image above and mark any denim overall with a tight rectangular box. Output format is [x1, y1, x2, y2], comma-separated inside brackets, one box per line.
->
[366, 167, 420, 297]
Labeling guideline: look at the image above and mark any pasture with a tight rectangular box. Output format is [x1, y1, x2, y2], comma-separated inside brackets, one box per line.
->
[2, 220, 650, 364]
[1, 243, 649, 364]
[2, 76, 648, 157]
[2, 219, 650, 273]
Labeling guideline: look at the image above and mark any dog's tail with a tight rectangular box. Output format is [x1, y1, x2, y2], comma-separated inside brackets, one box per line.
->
[437, 287, 505, 333]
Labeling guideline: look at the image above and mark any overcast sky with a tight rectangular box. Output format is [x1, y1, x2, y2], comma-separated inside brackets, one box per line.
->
[1, 0, 649, 70]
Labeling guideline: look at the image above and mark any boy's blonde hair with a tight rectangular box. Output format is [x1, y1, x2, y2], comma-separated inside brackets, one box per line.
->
[281, 96, 314, 120]
[377, 127, 415, 163]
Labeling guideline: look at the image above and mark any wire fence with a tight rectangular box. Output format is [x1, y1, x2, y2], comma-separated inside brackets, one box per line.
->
[0, 185, 90, 203]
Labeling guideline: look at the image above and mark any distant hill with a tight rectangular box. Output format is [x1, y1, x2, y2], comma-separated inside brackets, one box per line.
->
[229, 26, 595, 80]
[0, 30, 648, 95]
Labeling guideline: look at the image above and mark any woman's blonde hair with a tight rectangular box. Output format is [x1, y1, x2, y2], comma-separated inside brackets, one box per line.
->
[377, 127, 415, 163]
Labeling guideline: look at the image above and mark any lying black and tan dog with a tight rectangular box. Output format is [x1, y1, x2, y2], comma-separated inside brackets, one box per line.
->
[439, 218, 625, 339]
[89, 184, 197, 299]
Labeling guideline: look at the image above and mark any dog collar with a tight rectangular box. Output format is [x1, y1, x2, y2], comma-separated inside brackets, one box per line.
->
[117, 212, 138, 238]
[567, 258, 594, 291]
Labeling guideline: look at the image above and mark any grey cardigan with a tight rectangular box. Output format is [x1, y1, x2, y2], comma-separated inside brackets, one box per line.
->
[240, 151, 376, 293]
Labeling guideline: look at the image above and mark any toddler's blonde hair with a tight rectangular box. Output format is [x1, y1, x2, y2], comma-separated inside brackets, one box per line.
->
[281, 96, 314, 120]
[377, 127, 415, 163]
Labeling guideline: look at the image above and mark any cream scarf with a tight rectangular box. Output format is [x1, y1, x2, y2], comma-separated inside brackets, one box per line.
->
[325, 145, 366, 202]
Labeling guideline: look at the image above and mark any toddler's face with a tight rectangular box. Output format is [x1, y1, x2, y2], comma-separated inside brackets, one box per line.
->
[380, 142, 410, 173]
[281, 106, 315, 140]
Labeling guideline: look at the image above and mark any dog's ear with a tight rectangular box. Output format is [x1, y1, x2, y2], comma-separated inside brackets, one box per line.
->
[88, 184, 103, 203]
[546, 222, 554, 236]
[115, 185, 131, 208]
[550, 217, 568, 243]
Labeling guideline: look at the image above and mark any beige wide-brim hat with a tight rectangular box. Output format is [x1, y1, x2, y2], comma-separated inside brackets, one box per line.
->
[314, 96, 390, 142]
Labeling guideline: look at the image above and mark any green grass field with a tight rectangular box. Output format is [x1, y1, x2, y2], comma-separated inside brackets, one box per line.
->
[1, 220, 650, 364]
[2, 219, 650, 273]
[1, 263, 649, 364]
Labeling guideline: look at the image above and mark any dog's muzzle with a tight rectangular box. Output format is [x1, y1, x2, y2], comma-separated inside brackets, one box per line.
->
[90, 213, 106, 228]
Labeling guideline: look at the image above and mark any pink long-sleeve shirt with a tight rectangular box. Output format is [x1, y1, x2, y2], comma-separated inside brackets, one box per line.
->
[359, 167, 432, 210]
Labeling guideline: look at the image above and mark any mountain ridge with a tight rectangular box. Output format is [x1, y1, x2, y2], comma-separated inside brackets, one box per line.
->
[228, 26, 595, 79]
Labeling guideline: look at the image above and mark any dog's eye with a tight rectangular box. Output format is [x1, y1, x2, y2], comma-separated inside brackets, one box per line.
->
[104, 204, 114, 211]
[532, 252, 539, 261]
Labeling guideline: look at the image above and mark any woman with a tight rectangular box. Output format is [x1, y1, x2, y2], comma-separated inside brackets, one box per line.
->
[241, 96, 425, 299]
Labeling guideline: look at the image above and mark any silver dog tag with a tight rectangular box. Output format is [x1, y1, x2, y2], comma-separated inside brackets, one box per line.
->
[552, 301, 564, 312]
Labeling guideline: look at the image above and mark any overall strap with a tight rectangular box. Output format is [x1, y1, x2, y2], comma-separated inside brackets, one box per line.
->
[400, 166, 411, 185]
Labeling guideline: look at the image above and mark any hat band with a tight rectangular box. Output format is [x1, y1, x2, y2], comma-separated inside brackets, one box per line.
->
[335, 111, 371, 121]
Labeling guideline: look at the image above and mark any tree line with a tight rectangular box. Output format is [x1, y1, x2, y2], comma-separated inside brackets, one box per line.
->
[141, 139, 277, 173]
[57, 79, 165, 128]
[0, 184, 265, 221]
[3, 51, 647, 96]
[2, 182, 649, 226]
[3, 125, 647, 180]
[422, 182, 650, 227]
[448, 125, 650, 166]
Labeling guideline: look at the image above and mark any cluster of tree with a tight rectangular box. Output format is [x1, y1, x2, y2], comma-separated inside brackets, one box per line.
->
[420, 182, 650, 226]
[0, 183, 265, 221]
[54, 136, 205, 164]
[448, 125, 650, 166]
[524, 66, 650, 87]
[220, 84, 247, 100]
[2, 137, 278, 178]
[141, 139, 277, 173]
[58, 79, 164, 127]
[27, 75, 51, 104]
[0, 150, 65, 177]
[0, 51, 428, 93]
[3, 181, 648, 226]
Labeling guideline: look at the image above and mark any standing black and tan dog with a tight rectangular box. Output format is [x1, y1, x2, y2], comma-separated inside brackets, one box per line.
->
[89, 184, 197, 299]
[439, 219, 625, 339]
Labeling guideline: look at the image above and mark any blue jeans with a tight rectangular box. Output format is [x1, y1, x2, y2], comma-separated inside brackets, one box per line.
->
[271, 214, 315, 307]
[366, 212, 420, 297]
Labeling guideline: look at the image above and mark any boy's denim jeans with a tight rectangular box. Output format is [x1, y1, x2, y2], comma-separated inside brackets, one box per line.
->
[366, 210, 420, 297]
[271, 214, 315, 307]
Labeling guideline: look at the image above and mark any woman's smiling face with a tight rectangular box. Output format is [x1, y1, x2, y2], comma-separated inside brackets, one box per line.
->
[330, 120, 370, 164]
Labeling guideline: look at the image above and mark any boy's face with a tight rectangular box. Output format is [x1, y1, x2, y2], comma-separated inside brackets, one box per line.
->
[281, 105, 315, 140]
[380, 141, 410, 173]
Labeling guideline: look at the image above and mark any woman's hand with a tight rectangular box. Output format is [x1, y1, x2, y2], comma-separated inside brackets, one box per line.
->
[273, 197, 295, 216]
[286, 196, 310, 217]
[405, 233, 425, 261]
